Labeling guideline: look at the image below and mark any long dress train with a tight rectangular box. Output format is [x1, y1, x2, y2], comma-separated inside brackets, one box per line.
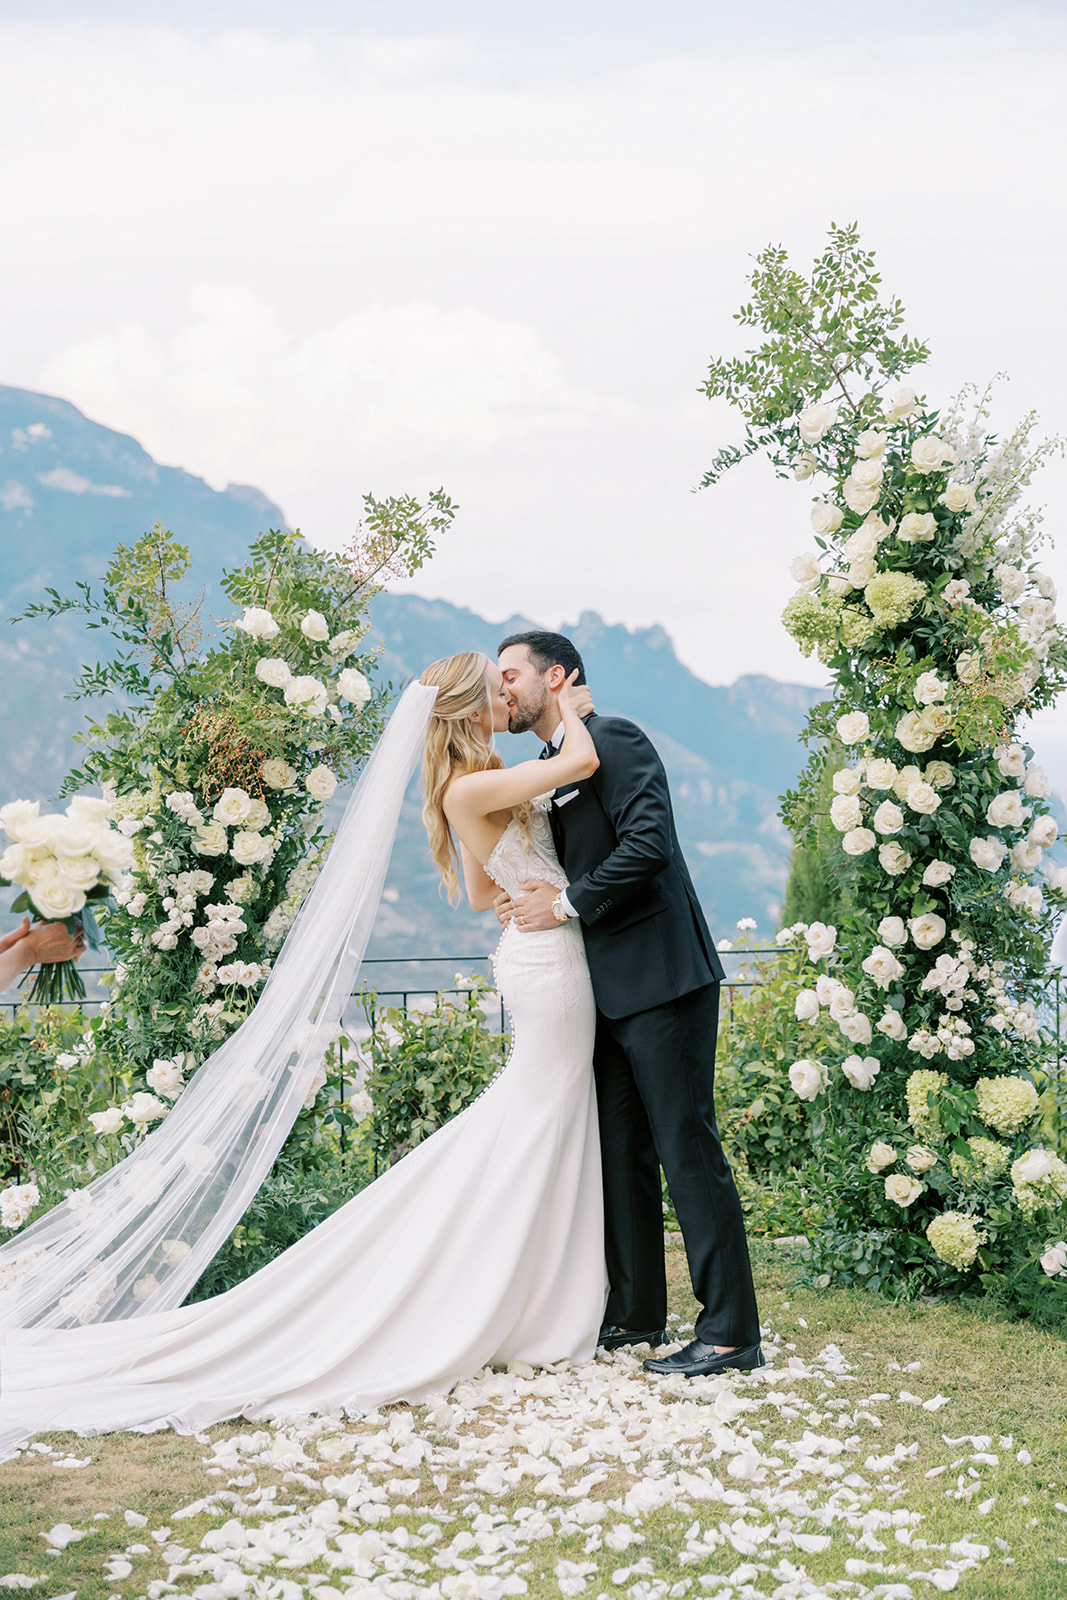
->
[0, 812, 605, 1449]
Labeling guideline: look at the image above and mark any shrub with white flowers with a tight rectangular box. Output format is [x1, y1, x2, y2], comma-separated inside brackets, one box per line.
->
[4, 500, 454, 1241]
[703, 224, 1067, 1320]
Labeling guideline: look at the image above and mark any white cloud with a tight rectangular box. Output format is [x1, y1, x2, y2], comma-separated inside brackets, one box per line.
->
[37, 466, 130, 497]
[40, 287, 601, 497]
[0, 18, 1065, 689]
[1, 481, 34, 513]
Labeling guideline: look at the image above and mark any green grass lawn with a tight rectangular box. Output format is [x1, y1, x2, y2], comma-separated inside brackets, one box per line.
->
[1, 1239, 1065, 1599]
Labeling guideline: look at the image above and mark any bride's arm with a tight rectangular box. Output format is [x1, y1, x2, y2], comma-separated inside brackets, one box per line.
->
[445, 673, 598, 827]
[459, 842, 499, 913]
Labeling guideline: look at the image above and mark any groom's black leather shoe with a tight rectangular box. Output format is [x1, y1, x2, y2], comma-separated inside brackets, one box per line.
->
[598, 1324, 668, 1351]
[643, 1338, 765, 1377]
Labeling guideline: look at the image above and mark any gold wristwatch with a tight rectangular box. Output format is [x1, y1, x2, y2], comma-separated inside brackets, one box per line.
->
[551, 892, 569, 924]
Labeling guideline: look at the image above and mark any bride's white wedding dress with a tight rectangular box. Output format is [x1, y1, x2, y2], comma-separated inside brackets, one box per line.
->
[0, 811, 605, 1445]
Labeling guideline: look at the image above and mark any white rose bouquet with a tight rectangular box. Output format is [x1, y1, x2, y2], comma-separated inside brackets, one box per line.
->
[0, 796, 133, 1002]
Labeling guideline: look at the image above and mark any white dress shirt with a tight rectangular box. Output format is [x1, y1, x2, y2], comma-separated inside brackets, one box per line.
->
[545, 721, 577, 919]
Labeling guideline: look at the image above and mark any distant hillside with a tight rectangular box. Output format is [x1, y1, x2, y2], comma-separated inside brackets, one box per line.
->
[0, 384, 288, 796]
[0, 382, 826, 967]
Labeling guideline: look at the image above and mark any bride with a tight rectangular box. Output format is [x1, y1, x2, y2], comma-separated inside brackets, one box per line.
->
[0, 653, 606, 1449]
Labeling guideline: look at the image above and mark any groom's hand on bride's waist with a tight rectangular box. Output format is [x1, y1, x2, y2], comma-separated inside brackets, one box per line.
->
[513, 880, 568, 932]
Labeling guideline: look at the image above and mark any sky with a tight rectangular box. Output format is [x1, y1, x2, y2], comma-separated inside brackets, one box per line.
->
[2, 2, 1066, 727]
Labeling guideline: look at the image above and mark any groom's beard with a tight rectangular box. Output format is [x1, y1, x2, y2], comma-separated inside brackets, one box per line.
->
[506, 685, 547, 735]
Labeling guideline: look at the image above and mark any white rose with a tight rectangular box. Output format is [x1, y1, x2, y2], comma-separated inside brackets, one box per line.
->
[840, 1010, 874, 1045]
[922, 859, 956, 887]
[53, 822, 97, 858]
[942, 578, 970, 604]
[1029, 815, 1058, 849]
[844, 525, 877, 560]
[1048, 864, 1067, 894]
[910, 434, 954, 474]
[956, 651, 982, 684]
[970, 836, 1006, 872]
[865, 758, 897, 790]
[924, 760, 955, 790]
[879, 842, 912, 876]
[842, 1054, 881, 1090]
[843, 479, 880, 515]
[31, 872, 87, 919]
[837, 711, 870, 744]
[161, 1238, 192, 1265]
[1011, 841, 1043, 874]
[231, 830, 273, 866]
[810, 500, 844, 536]
[909, 913, 947, 950]
[861, 945, 905, 989]
[828, 987, 856, 1022]
[907, 782, 941, 816]
[830, 794, 863, 832]
[895, 712, 936, 754]
[133, 1274, 159, 1303]
[0, 798, 40, 839]
[799, 403, 836, 445]
[244, 799, 271, 832]
[877, 915, 907, 947]
[284, 675, 329, 717]
[337, 668, 372, 706]
[300, 610, 330, 642]
[1024, 765, 1051, 799]
[815, 973, 840, 1005]
[348, 1088, 374, 1123]
[906, 1144, 938, 1174]
[261, 758, 297, 790]
[996, 745, 1026, 778]
[877, 1008, 908, 1041]
[897, 512, 937, 544]
[805, 921, 837, 958]
[123, 1091, 169, 1126]
[788, 1058, 827, 1101]
[939, 480, 978, 515]
[855, 429, 888, 459]
[1040, 1242, 1067, 1277]
[89, 1106, 124, 1135]
[995, 563, 1028, 603]
[0, 1182, 40, 1229]
[842, 827, 877, 856]
[305, 765, 338, 803]
[237, 606, 280, 640]
[914, 671, 946, 706]
[55, 853, 100, 890]
[884, 387, 918, 423]
[790, 552, 822, 587]
[145, 1058, 185, 1100]
[832, 765, 864, 795]
[212, 787, 253, 827]
[885, 1173, 924, 1207]
[1014, 1148, 1054, 1185]
[255, 657, 292, 689]
[847, 552, 877, 586]
[794, 989, 821, 1023]
[793, 451, 817, 480]
[193, 822, 229, 858]
[986, 791, 1030, 829]
[867, 1140, 897, 1172]
[873, 800, 904, 835]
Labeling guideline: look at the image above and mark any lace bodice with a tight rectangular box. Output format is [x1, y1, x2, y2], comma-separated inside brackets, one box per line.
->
[486, 809, 568, 899]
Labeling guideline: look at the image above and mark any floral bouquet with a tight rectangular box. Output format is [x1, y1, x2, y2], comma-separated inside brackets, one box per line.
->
[0, 796, 135, 1003]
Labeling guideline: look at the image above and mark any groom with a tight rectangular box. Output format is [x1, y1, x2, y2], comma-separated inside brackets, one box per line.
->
[496, 631, 762, 1376]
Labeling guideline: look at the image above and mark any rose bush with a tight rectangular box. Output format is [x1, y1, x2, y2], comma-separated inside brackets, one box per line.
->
[704, 224, 1067, 1322]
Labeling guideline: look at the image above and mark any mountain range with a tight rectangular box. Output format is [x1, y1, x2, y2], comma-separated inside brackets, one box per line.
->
[0, 382, 825, 971]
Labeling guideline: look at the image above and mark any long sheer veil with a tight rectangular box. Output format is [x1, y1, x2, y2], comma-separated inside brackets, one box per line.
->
[0, 682, 438, 1332]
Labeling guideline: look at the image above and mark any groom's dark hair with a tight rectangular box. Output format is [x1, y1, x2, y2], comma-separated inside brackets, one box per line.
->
[498, 630, 586, 685]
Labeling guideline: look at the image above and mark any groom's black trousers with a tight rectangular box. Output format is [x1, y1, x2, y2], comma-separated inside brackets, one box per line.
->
[593, 982, 760, 1348]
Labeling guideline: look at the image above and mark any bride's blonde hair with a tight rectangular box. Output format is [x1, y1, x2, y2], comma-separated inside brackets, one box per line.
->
[420, 651, 506, 903]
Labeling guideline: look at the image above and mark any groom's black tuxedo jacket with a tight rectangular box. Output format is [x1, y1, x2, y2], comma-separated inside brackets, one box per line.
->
[545, 712, 725, 1020]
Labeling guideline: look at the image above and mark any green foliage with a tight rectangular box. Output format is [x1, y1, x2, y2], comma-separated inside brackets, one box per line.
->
[700, 222, 930, 485]
[704, 224, 1067, 1320]
[361, 979, 506, 1169]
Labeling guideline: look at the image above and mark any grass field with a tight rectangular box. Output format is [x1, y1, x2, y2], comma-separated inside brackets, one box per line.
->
[1, 1238, 1065, 1600]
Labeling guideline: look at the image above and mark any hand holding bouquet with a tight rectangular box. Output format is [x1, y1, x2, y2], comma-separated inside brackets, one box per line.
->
[0, 796, 135, 1002]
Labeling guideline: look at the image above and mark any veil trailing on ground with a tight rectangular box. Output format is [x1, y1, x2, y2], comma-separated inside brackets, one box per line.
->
[0, 682, 438, 1333]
